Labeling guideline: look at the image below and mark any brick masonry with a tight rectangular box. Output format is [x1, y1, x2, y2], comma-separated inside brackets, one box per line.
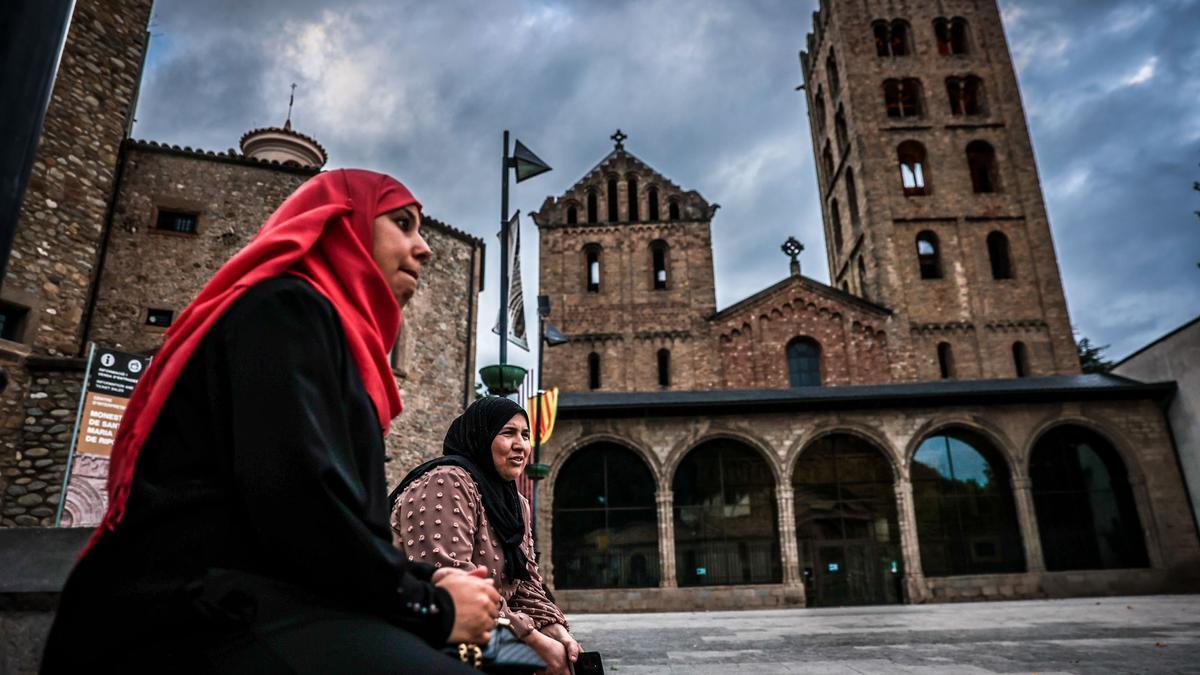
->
[532, 148, 722, 393]
[799, 0, 1079, 382]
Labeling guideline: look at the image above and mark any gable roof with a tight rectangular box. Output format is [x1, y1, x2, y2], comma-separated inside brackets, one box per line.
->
[557, 146, 710, 208]
[711, 272, 892, 322]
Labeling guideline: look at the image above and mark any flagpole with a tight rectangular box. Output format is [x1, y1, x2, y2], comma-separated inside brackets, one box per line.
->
[531, 307, 548, 542]
[499, 130, 510, 367]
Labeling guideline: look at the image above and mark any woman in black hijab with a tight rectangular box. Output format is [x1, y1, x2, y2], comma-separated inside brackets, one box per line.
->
[391, 397, 580, 675]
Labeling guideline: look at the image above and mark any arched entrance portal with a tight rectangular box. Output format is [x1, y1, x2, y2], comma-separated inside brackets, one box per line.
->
[673, 439, 781, 586]
[552, 442, 659, 588]
[1030, 425, 1148, 570]
[793, 434, 903, 606]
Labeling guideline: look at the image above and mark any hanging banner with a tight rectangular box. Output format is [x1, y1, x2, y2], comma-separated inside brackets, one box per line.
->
[492, 211, 528, 351]
[527, 386, 559, 446]
[56, 344, 150, 527]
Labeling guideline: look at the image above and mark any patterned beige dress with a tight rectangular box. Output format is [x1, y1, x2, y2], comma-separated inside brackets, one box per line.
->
[391, 465, 568, 639]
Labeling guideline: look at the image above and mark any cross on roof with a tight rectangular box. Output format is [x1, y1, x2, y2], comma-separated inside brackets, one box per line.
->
[781, 236, 804, 261]
[611, 129, 627, 150]
[285, 83, 297, 130]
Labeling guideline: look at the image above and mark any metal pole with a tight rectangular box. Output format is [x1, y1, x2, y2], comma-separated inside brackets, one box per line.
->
[531, 315, 545, 542]
[499, 130, 510, 366]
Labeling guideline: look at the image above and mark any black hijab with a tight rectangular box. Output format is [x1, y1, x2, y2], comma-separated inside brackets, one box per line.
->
[391, 397, 532, 581]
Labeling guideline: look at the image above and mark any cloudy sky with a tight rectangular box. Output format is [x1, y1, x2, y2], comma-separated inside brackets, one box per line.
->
[132, 0, 1200, 375]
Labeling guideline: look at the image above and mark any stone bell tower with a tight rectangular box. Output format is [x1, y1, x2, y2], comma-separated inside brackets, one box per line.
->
[531, 131, 721, 392]
[799, 0, 1079, 381]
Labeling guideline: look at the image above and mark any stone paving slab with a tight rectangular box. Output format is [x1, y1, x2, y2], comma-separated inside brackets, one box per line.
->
[567, 595, 1200, 674]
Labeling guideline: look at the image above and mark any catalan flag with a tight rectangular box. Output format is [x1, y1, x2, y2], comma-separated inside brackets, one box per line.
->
[527, 387, 559, 446]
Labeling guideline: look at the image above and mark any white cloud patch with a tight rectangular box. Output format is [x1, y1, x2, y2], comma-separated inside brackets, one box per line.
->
[1105, 5, 1156, 34]
[1121, 56, 1158, 87]
[1011, 33, 1071, 73]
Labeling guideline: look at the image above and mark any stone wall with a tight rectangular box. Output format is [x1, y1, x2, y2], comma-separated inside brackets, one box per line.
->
[557, 584, 805, 614]
[537, 390, 1200, 612]
[3, 0, 152, 357]
[0, 0, 153, 521]
[384, 220, 482, 487]
[1, 364, 84, 527]
[86, 142, 315, 351]
[1114, 318, 1200, 532]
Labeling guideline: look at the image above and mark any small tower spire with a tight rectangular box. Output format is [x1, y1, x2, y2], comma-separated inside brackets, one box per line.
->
[782, 236, 804, 276]
[285, 83, 297, 131]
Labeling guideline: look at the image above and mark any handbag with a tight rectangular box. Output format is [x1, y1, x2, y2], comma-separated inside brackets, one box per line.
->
[448, 617, 546, 674]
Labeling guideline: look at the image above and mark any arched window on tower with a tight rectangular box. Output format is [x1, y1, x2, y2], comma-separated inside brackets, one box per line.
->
[607, 177, 619, 221]
[829, 198, 843, 254]
[1012, 341, 1030, 377]
[987, 231, 1013, 279]
[657, 348, 670, 387]
[668, 200, 680, 221]
[627, 175, 639, 221]
[937, 342, 955, 379]
[584, 243, 602, 293]
[845, 167, 860, 228]
[857, 256, 868, 298]
[650, 240, 669, 290]
[587, 190, 598, 223]
[916, 230, 941, 279]
[826, 49, 840, 95]
[813, 89, 827, 136]
[947, 76, 985, 115]
[883, 78, 923, 118]
[967, 140, 999, 193]
[897, 141, 928, 196]
[822, 143, 835, 179]
[787, 337, 822, 387]
[588, 351, 601, 390]
[835, 106, 849, 153]
[567, 205, 577, 224]
[934, 17, 970, 56]
[647, 186, 660, 221]
[872, 19, 911, 57]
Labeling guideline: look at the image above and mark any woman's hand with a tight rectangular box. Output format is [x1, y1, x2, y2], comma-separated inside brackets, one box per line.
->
[540, 623, 581, 664]
[524, 629, 569, 675]
[438, 567, 501, 644]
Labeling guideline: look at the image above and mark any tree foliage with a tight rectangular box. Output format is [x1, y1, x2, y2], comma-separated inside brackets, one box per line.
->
[1076, 336, 1114, 374]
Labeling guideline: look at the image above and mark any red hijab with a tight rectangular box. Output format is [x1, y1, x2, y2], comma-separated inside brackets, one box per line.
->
[87, 169, 417, 553]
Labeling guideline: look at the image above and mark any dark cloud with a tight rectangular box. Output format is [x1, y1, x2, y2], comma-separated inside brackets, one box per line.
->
[999, 0, 1200, 358]
[133, 0, 1198, 373]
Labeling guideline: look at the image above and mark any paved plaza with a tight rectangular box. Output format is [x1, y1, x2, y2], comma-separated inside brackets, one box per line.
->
[567, 595, 1200, 674]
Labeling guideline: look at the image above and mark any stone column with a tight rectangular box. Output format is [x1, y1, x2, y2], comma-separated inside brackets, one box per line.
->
[894, 476, 927, 602]
[775, 485, 802, 586]
[1130, 476, 1164, 569]
[656, 489, 677, 588]
[1011, 477, 1045, 573]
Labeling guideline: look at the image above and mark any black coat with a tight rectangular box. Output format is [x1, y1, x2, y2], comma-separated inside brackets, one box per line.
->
[43, 276, 453, 668]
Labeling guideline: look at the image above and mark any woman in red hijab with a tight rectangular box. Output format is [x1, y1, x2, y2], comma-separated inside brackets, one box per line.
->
[43, 170, 499, 673]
